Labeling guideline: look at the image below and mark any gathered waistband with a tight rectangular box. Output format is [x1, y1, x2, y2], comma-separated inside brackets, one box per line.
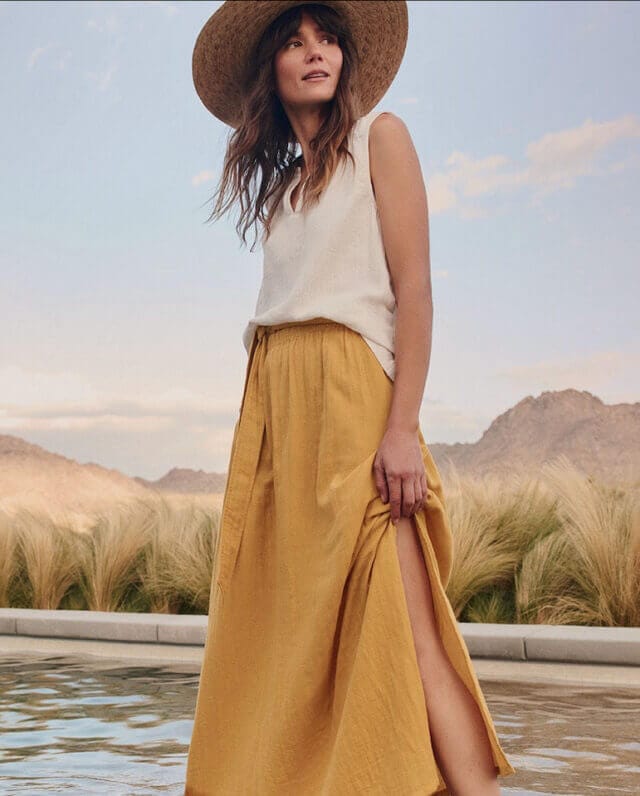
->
[239, 317, 349, 428]
[254, 317, 344, 342]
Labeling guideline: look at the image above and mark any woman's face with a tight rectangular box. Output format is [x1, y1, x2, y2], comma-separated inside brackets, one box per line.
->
[274, 11, 343, 113]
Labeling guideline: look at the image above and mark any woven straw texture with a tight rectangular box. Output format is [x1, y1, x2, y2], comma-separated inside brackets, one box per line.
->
[192, 1, 408, 126]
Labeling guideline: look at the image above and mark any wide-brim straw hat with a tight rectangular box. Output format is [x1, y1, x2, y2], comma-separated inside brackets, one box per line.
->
[192, 1, 408, 128]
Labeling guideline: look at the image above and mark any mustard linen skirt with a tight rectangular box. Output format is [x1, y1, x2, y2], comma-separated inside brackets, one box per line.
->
[185, 318, 516, 795]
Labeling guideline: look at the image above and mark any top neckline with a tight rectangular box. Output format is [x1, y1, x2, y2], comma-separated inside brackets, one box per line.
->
[283, 112, 369, 216]
[285, 166, 304, 215]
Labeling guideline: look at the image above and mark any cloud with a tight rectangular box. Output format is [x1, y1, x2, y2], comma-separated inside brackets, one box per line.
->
[27, 43, 71, 72]
[56, 49, 72, 70]
[0, 365, 238, 434]
[192, 170, 216, 187]
[141, 0, 179, 17]
[427, 114, 640, 213]
[27, 44, 53, 70]
[86, 15, 119, 35]
[84, 8, 122, 94]
[85, 62, 118, 92]
[417, 398, 499, 446]
[525, 114, 640, 193]
[93, 1, 179, 24]
[27, 42, 72, 71]
[193, 114, 640, 214]
[495, 348, 640, 396]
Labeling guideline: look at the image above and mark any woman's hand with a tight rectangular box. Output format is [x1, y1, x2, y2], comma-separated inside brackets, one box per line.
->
[373, 426, 428, 523]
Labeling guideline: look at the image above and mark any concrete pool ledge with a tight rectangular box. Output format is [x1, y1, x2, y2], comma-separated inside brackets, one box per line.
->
[1, 608, 639, 667]
[0, 608, 207, 646]
[461, 621, 640, 666]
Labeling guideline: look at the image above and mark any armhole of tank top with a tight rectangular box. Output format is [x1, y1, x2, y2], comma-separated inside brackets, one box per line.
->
[360, 109, 391, 210]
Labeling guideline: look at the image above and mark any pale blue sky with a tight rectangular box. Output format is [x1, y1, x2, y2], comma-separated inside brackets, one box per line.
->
[1, 1, 638, 479]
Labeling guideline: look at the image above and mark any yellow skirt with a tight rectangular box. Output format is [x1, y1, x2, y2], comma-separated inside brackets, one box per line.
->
[185, 318, 516, 795]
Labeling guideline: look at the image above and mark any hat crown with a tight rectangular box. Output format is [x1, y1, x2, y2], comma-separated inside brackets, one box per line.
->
[192, 1, 409, 127]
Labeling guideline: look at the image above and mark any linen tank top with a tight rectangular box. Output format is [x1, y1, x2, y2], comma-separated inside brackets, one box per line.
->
[242, 107, 397, 381]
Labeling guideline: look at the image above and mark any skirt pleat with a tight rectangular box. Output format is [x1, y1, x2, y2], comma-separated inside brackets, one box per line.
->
[185, 317, 516, 795]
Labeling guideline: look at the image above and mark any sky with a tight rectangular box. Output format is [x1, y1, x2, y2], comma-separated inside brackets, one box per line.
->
[0, 0, 638, 480]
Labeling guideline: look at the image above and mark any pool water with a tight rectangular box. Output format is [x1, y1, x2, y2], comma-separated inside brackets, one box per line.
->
[0, 654, 638, 794]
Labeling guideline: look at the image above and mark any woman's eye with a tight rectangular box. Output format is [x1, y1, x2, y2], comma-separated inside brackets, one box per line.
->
[287, 35, 335, 48]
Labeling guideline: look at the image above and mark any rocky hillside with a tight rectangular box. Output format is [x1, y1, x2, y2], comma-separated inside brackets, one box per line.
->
[1, 390, 637, 518]
[428, 389, 639, 485]
[0, 434, 154, 523]
[134, 467, 227, 494]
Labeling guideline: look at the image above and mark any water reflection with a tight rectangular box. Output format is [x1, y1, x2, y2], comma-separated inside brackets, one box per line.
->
[0, 654, 637, 793]
[0, 655, 196, 794]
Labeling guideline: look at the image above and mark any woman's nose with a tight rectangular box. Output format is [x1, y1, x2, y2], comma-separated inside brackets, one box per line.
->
[305, 44, 325, 61]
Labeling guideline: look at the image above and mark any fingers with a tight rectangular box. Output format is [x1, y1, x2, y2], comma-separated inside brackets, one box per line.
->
[388, 474, 402, 523]
[374, 451, 429, 522]
[390, 471, 428, 522]
[402, 479, 416, 519]
[373, 456, 388, 504]
[387, 474, 420, 522]
[412, 475, 423, 515]
[421, 470, 428, 501]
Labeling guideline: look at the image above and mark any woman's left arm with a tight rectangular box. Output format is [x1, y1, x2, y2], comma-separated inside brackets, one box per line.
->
[369, 111, 433, 523]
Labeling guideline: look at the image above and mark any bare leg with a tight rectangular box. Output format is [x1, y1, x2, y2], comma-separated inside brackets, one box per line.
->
[395, 515, 501, 796]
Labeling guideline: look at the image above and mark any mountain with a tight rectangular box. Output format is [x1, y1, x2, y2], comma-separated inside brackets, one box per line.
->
[0, 435, 226, 530]
[134, 467, 227, 494]
[0, 433, 153, 525]
[428, 389, 640, 485]
[1, 390, 637, 525]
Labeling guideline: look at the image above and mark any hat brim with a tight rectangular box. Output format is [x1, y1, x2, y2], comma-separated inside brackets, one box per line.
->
[192, 0, 408, 127]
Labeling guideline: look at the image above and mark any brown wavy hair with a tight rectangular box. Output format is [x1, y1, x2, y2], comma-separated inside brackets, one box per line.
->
[203, 3, 363, 252]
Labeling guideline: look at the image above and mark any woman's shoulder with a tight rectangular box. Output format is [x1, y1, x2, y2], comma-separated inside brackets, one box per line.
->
[350, 108, 402, 149]
[367, 108, 403, 134]
[367, 110, 412, 154]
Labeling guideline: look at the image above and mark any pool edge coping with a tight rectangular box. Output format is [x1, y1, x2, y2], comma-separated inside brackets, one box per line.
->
[1, 608, 639, 666]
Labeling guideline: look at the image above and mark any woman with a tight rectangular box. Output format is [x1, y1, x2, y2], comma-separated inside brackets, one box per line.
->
[186, 2, 516, 794]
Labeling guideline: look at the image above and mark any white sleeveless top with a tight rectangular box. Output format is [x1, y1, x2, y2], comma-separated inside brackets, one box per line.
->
[242, 107, 397, 381]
